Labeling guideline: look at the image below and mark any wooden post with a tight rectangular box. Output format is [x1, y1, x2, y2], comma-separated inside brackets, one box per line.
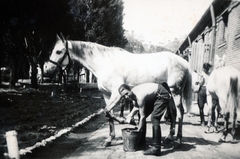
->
[5, 130, 19, 159]
[210, 4, 216, 65]
[187, 36, 192, 48]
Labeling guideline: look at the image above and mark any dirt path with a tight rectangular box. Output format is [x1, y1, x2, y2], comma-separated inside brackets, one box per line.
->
[1, 87, 240, 159]
[63, 104, 240, 159]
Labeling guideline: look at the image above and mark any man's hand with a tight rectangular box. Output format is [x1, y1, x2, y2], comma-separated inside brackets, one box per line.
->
[125, 117, 137, 125]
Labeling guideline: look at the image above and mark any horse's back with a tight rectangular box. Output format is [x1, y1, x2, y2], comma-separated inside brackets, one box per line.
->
[207, 66, 240, 98]
[98, 50, 191, 98]
[124, 52, 190, 83]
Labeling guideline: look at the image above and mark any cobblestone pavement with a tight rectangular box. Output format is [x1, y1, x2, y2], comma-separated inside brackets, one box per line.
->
[63, 104, 240, 159]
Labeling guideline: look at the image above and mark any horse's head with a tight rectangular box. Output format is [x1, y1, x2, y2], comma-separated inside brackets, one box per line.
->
[44, 34, 71, 76]
[214, 54, 226, 69]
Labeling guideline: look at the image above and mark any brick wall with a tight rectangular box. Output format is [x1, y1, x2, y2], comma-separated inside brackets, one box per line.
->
[226, 2, 240, 70]
[185, 1, 240, 71]
[215, 2, 240, 71]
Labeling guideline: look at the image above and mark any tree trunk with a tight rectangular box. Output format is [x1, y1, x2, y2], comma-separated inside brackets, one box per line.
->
[40, 64, 44, 83]
[0, 69, 2, 84]
[31, 63, 38, 89]
[86, 69, 90, 83]
[9, 62, 16, 89]
[61, 69, 67, 92]
[77, 68, 80, 82]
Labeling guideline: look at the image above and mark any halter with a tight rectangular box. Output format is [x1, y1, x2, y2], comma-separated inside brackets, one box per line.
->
[49, 40, 72, 71]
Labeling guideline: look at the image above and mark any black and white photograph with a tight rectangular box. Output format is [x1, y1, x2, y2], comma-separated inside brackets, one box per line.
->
[1, 0, 240, 158]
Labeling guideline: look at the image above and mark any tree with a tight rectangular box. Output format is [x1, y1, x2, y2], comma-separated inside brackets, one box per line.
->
[0, 0, 128, 88]
[0, 0, 73, 88]
[69, 0, 127, 47]
[124, 32, 145, 53]
[69, 0, 127, 82]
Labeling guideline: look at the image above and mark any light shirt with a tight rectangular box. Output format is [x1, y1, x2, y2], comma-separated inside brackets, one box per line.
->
[199, 71, 209, 87]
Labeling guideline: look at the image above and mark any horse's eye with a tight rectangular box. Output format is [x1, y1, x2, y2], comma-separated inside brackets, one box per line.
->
[56, 50, 62, 54]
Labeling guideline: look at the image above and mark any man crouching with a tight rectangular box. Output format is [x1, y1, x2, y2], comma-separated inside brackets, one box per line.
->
[118, 82, 176, 156]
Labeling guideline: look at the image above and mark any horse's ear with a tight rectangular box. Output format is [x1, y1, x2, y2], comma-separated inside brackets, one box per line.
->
[59, 32, 66, 42]
[66, 35, 70, 40]
[56, 34, 61, 41]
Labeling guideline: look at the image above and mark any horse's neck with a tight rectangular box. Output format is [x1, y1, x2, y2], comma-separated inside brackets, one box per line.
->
[69, 41, 119, 77]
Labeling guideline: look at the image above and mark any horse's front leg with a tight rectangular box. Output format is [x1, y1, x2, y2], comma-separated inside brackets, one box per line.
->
[103, 90, 123, 147]
[104, 111, 116, 147]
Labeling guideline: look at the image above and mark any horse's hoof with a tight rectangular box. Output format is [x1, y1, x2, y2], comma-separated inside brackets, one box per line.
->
[125, 118, 137, 125]
[218, 138, 226, 143]
[173, 138, 181, 149]
[117, 117, 126, 124]
[204, 128, 212, 134]
[163, 137, 173, 144]
[230, 139, 239, 144]
[129, 118, 137, 125]
[103, 141, 111, 147]
[173, 142, 181, 149]
[213, 128, 219, 133]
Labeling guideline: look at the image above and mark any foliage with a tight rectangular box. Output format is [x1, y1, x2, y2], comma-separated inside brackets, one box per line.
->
[69, 0, 127, 47]
[124, 32, 145, 53]
[146, 44, 168, 53]
[124, 31, 170, 54]
[164, 38, 182, 53]
[0, 0, 127, 87]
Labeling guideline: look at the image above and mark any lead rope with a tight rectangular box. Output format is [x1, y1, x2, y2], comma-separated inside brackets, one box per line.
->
[17, 108, 104, 156]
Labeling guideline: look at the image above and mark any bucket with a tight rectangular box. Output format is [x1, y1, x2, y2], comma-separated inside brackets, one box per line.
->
[122, 128, 142, 152]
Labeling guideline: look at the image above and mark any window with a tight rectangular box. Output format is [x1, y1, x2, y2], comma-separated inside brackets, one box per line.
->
[222, 12, 228, 42]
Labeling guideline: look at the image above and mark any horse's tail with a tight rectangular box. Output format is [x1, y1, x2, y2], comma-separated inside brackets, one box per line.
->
[227, 76, 238, 118]
[182, 68, 192, 113]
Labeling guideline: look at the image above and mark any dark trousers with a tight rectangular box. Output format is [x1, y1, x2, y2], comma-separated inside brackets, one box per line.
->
[151, 98, 168, 126]
[198, 86, 206, 124]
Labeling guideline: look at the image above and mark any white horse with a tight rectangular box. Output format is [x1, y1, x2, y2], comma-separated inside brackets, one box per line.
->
[206, 66, 240, 142]
[44, 35, 192, 147]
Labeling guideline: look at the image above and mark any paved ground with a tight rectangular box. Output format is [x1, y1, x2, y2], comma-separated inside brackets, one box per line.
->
[63, 103, 240, 159]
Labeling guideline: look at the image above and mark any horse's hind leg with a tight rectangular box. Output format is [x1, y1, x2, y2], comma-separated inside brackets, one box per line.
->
[205, 94, 218, 133]
[231, 107, 237, 143]
[171, 94, 183, 148]
[219, 112, 230, 142]
[212, 99, 219, 132]
[163, 98, 176, 144]
[214, 100, 221, 129]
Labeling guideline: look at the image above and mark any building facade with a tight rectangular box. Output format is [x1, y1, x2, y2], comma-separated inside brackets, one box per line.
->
[177, 0, 240, 72]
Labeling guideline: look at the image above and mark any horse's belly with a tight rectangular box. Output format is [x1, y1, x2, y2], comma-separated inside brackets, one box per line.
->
[125, 72, 167, 87]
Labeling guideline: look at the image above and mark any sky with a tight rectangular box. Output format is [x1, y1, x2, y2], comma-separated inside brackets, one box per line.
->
[122, 0, 213, 45]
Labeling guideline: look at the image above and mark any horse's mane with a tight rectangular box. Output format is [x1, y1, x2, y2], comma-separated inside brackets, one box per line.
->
[71, 41, 127, 54]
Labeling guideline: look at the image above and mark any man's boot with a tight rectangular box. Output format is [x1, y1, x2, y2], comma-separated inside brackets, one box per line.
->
[143, 125, 161, 156]
[139, 123, 146, 147]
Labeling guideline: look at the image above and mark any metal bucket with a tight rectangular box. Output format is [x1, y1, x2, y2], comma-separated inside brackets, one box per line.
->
[122, 128, 142, 152]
